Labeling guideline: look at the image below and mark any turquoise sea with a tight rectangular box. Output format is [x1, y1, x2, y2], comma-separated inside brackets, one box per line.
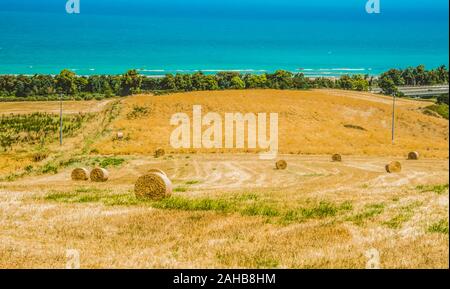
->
[0, 0, 448, 77]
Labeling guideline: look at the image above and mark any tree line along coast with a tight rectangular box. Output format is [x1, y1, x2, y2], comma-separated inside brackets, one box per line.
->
[0, 65, 448, 102]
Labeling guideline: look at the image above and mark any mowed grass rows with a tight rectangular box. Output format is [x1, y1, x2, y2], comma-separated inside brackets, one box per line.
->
[41, 184, 449, 232]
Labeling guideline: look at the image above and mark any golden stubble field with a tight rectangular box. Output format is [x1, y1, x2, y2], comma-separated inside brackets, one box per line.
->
[0, 99, 113, 115]
[0, 89, 448, 268]
[94, 89, 449, 158]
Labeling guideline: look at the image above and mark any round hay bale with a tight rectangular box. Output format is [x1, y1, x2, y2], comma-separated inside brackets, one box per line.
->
[408, 151, 420, 160]
[154, 148, 165, 158]
[117, 132, 124, 140]
[276, 160, 288, 170]
[71, 168, 89, 181]
[90, 168, 109, 182]
[148, 168, 167, 177]
[135, 173, 172, 200]
[385, 161, 402, 173]
[332, 154, 342, 162]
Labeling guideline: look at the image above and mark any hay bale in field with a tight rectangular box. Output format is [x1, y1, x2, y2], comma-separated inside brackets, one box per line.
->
[71, 168, 89, 181]
[154, 148, 165, 158]
[385, 161, 402, 173]
[117, 132, 124, 140]
[90, 168, 109, 182]
[135, 172, 172, 200]
[332, 154, 342, 162]
[148, 168, 167, 177]
[276, 160, 288, 170]
[408, 151, 420, 160]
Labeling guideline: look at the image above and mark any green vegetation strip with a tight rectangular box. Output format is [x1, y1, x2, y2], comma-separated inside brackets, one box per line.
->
[428, 219, 449, 235]
[1, 156, 126, 182]
[347, 203, 385, 226]
[1, 65, 447, 101]
[416, 184, 449, 195]
[43, 189, 353, 222]
[383, 201, 422, 229]
[0, 112, 92, 151]
[423, 104, 449, 119]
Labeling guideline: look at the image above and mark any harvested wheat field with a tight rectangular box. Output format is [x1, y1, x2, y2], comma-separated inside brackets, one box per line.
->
[94, 89, 449, 158]
[0, 89, 448, 269]
[0, 99, 113, 115]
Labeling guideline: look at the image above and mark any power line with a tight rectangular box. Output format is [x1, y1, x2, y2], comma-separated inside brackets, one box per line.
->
[391, 93, 396, 144]
[60, 94, 63, 146]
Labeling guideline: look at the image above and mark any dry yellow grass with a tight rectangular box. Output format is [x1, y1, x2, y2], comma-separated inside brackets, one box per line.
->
[0, 89, 448, 269]
[92, 90, 449, 158]
[0, 154, 448, 268]
[0, 153, 30, 175]
[0, 99, 113, 115]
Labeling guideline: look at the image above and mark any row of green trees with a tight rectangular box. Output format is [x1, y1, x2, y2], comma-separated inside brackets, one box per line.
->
[0, 65, 447, 99]
[378, 65, 449, 96]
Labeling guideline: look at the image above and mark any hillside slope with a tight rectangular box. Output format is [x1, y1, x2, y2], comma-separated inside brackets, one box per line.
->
[0, 90, 448, 269]
[93, 89, 449, 158]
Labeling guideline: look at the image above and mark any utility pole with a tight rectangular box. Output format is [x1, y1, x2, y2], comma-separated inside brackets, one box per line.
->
[391, 93, 396, 144]
[60, 93, 63, 146]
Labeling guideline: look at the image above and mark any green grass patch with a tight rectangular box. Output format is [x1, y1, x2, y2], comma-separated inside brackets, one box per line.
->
[58, 157, 84, 168]
[416, 184, 449, 195]
[235, 193, 259, 201]
[44, 187, 140, 206]
[254, 257, 280, 269]
[384, 214, 412, 229]
[41, 163, 58, 174]
[383, 202, 421, 229]
[282, 201, 353, 223]
[348, 203, 385, 226]
[3, 173, 23, 182]
[154, 196, 233, 212]
[241, 204, 280, 217]
[92, 156, 126, 168]
[127, 105, 150, 119]
[55, 156, 126, 170]
[185, 180, 200, 185]
[423, 104, 449, 119]
[302, 201, 352, 218]
[0, 112, 92, 151]
[43, 189, 353, 223]
[174, 187, 188, 193]
[428, 219, 449, 235]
